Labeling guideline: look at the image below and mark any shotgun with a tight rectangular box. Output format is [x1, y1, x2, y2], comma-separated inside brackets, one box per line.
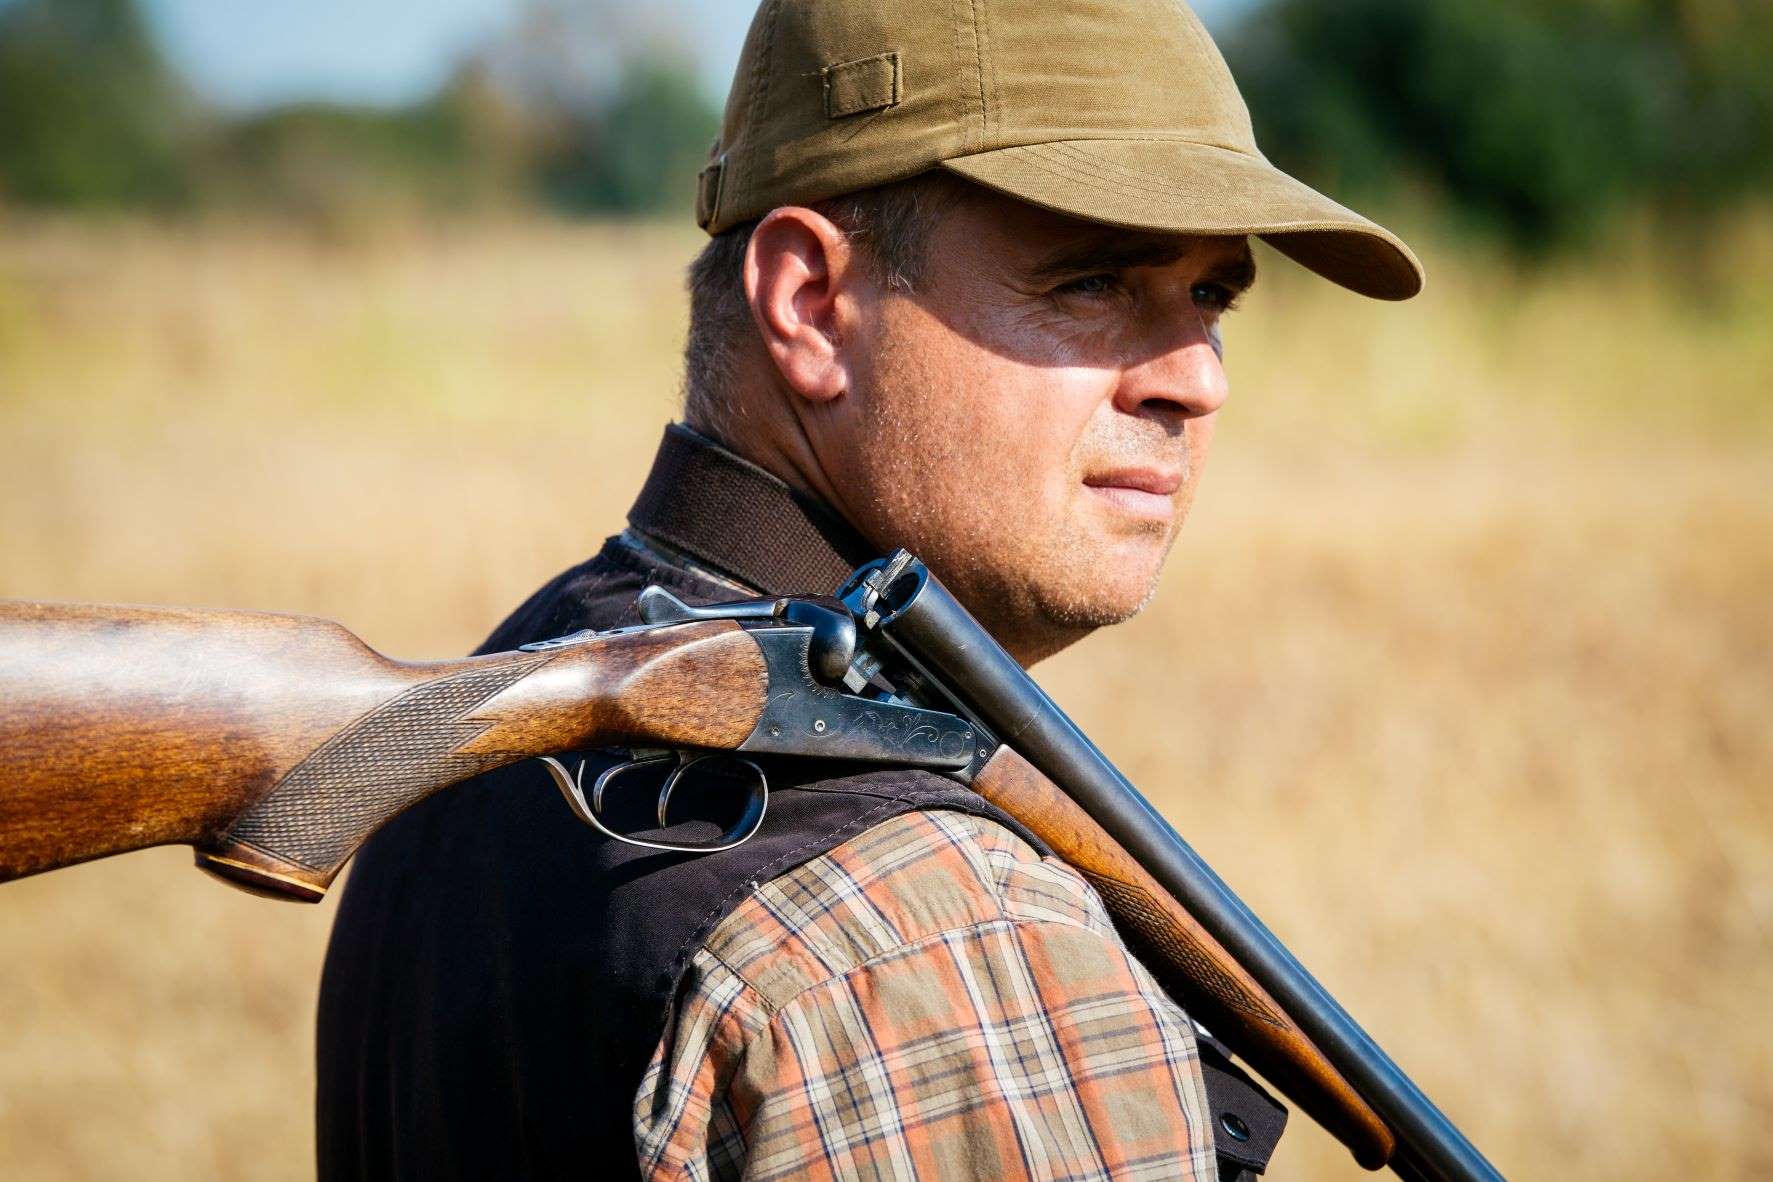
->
[0, 556, 1502, 1182]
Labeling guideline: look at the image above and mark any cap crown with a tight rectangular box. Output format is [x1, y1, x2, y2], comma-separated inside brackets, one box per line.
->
[701, 0, 1259, 232]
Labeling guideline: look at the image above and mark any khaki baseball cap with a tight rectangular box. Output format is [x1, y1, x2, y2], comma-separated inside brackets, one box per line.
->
[697, 0, 1423, 300]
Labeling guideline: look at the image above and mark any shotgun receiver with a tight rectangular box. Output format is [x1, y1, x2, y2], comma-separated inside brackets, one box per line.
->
[0, 555, 1503, 1182]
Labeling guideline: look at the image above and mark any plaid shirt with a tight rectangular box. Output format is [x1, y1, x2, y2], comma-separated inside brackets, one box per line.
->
[634, 809, 1217, 1180]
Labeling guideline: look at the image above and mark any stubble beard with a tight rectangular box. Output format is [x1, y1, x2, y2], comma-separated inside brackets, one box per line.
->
[1016, 411, 1195, 644]
[1022, 507, 1180, 633]
[850, 402, 1189, 662]
[845, 317, 1193, 663]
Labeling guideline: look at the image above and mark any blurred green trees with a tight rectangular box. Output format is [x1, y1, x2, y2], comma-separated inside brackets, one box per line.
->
[1224, 0, 1773, 248]
[525, 55, 723, 215]
[2, 0, 1769, 250]
[0, 0, 196, 207]
[0, 0, 718, 219]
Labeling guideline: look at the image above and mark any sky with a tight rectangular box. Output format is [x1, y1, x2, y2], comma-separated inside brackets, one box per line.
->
[141, 0, 1251, 111]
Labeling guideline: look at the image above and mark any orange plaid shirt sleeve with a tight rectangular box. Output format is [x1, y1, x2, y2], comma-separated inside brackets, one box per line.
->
[633, 809, 1217, 1181]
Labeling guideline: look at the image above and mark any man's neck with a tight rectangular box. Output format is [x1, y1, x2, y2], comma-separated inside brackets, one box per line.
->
[676, 418, 1057, 670]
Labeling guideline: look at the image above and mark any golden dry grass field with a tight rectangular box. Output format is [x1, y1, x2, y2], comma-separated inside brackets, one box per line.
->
[0, 212, 1769, 1180]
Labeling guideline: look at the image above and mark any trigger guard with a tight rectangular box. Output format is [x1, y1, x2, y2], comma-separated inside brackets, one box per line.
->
[538, 752, 769, 855]
[657, 754, 770, 849]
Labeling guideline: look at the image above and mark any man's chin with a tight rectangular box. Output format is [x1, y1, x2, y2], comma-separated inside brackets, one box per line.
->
[1029, 557, 1167, 635]
[934, 525, 1171, 661]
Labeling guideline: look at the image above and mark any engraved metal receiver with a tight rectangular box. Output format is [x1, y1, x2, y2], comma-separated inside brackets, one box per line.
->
[527, 584, 978, 852]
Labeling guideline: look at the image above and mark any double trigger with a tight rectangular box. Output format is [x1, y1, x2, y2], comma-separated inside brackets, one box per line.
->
[539, 751, 767, 854]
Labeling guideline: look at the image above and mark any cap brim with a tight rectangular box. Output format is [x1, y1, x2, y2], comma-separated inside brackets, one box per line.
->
[941, 139, 1423, 300]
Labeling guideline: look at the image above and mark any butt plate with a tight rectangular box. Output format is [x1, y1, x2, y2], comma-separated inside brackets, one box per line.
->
[193, 848, 328, 903]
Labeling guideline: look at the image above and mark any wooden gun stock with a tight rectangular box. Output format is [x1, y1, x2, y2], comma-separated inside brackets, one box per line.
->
[973, 745, 1397, 1170]
[0, 602, 767, 900]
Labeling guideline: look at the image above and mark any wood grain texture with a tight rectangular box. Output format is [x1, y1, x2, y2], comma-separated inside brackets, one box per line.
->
[972, 744, 1396, 1171]
[0, 602, 767, 900]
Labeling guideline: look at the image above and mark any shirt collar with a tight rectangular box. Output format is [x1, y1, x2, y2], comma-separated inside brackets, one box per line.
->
[625, 423, 880, 598]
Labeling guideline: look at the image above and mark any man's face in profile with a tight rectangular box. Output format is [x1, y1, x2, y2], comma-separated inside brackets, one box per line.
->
[827, 189, 1255, 662]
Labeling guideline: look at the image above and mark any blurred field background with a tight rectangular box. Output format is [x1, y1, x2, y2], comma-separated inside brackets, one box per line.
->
[2, 1, 1770, 1180]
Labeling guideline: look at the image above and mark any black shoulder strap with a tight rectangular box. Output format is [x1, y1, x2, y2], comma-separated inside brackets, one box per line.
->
[1198, 1031, 1288, 1177]
[627, 423, 878, 595]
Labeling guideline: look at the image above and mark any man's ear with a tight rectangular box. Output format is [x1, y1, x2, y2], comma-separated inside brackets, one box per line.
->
[743, 207, 860, 404]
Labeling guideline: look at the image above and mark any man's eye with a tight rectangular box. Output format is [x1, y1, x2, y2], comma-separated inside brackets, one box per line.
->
[1191, 282, 1241, 313]
[1056, 273, 1120, 297]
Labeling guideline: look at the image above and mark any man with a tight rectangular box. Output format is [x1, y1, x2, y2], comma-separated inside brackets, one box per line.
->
[317, 1, 1421, 1179]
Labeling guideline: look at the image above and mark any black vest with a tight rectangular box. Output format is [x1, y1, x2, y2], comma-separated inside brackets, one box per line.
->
[316, 425, 1282, 1180]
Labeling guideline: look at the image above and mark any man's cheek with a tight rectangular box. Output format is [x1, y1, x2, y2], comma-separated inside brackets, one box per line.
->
[1176, 416, 1217, 513]
[987, 397, 1069, 497]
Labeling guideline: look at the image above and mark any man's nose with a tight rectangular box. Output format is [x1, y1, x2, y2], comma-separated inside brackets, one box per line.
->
[1111, 313, 1229, 422]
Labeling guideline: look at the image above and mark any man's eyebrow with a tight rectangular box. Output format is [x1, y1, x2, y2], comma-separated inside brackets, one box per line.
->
[1202, 248, 1258, 294]
[1027, 235, 1257, 290]
[1027, 235, 1190, 280]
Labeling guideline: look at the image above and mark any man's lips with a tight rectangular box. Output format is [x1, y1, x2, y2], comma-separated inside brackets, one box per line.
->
[1082, 468, 1184, 518]
[1084, 468, 1184, 496]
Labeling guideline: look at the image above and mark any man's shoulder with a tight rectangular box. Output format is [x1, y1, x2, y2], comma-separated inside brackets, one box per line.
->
[700, 807, 1118, 1014]
[637, 808, 1223, 1182]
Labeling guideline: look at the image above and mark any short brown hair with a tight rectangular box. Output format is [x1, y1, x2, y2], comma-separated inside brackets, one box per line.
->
[681, 171, 972, 440]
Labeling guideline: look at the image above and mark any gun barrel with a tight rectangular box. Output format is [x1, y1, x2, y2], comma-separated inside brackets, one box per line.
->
[855, 556, 1504, 1182]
